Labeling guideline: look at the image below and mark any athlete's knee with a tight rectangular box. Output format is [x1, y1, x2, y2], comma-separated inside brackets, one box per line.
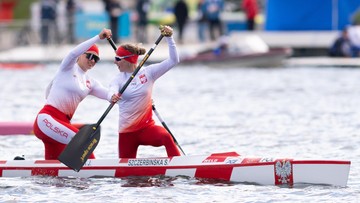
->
[162, 133, 175, 145]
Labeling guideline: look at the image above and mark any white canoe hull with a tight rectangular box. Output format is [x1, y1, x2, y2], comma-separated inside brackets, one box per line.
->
[0, 152, 350, 187]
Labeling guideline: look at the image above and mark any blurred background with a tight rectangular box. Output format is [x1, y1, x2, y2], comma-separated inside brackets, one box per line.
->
[0, 0, 360, 57]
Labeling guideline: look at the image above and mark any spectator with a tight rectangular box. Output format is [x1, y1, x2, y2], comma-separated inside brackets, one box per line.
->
[40, 0, 59, 45]
[0, 0, 18, 22]
[174, 0, 189, 44]
[242, 0, 258, 31]
[203, 0, 224, 41]
[66, 0, 78, 44]
[197, 0, 207, 42]
[136, 0, 150, 43]
[329, 28, 351, 57]
[103, 0, 122, 44]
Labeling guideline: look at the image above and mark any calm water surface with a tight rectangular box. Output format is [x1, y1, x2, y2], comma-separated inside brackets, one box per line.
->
[0, 63, 359, 202]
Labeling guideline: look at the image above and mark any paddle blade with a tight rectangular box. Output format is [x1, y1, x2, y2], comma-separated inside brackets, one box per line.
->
[58, 124, 101, 172]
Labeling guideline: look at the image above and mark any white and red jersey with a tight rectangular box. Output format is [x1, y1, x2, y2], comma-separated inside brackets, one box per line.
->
[45, 35, 112, 119]
[109, 37, 179, 133]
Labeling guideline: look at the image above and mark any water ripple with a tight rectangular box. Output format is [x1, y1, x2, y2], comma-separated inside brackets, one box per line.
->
[0, 65, 359, 202]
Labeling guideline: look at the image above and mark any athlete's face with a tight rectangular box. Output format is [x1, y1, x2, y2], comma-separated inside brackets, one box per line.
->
[79, 51, 99, 71]
[114, 55, 135, 73]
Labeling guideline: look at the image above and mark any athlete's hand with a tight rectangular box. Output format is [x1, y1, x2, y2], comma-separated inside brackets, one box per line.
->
[159, 25, 173, 37]
[111, 93, 121, 103]
[99, 28, 112, 40]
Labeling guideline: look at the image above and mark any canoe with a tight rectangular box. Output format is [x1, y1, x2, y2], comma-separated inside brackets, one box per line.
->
[0, 121, 34, 135]
[0, 121, 85, 135]
[179, 34, 292, 67]
[0, 152, 350, 187]
[0, 63, 44, 69]
[180, 47, 292, 67]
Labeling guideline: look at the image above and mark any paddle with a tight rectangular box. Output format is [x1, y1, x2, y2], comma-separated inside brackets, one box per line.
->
[58, 35, 164, 172]
[152, 101, 186, 155]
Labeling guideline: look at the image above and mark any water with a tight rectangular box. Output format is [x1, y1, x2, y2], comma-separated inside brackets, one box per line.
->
[0, 63, 359, 202]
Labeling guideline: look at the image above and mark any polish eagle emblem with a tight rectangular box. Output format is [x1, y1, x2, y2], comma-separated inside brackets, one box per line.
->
[275, 160, 292, 184]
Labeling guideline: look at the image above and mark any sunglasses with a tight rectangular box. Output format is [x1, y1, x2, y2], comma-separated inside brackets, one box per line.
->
[85, 53, 100, 63]
[115, 55, 134, 62]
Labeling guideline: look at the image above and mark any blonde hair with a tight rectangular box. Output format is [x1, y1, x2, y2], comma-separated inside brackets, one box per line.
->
[121, 44, 146, 55]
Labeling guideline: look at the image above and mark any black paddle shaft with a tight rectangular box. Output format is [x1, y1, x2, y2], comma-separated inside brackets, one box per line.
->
[152, 103, 186, 155]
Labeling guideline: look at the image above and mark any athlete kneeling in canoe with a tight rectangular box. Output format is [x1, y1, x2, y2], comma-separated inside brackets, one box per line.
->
[33, 29, 120, 160]
[109, 25, 181, 158]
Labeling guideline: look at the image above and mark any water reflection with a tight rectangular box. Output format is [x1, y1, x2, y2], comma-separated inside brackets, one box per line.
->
[121, 175, 176, 187]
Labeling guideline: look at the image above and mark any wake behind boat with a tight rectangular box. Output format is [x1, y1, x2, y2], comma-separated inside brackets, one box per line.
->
[0, 152, 350, 187]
